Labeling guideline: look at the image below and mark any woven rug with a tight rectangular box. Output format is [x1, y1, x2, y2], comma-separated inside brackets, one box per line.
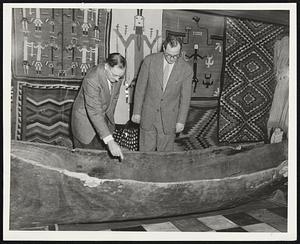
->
[113, 106, 218, 152]
[218, 17, 287, 143]
[12, 8, 111, 79]
[17, 82, 140, 149]
[175, 105, 218, 150]
[16, 81, 79, 146]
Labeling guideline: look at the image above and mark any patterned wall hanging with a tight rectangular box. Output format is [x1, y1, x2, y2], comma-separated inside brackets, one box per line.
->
[11, 8, 111, 144]
[218, 17, 287, 143]
[162, 10, 224, 104]
[14, 82, 79, 146]
[109, 9, 162, 124]
[12, 8, 110, 79]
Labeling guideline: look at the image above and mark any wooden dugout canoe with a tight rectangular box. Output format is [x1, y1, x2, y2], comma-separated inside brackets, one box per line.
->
[10, 140, 288, 229]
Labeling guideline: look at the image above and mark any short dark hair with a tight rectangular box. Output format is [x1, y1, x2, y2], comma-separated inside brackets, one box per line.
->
[162, 35, 183, 50]
[106, 53, 126, 69]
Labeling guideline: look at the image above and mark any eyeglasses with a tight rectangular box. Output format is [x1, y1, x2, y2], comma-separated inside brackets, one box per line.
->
[164, 52, 181, 60]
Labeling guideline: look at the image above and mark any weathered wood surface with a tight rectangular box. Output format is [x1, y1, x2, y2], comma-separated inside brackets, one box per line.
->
[10, 140, 288, 229]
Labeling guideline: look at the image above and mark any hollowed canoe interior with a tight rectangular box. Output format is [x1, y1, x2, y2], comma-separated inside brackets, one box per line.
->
[11, 140, 287, 183]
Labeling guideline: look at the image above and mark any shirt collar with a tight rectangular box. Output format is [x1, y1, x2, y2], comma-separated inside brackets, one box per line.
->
[163, 57, 175, 68]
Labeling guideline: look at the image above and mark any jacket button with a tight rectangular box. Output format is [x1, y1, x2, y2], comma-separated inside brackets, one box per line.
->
[157, 109, 159, 112]
[161, 99, 163, 101]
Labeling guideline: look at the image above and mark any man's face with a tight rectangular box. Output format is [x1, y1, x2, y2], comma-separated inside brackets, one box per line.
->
[163, 43, 181, 64]
[105, 64, 125, 83]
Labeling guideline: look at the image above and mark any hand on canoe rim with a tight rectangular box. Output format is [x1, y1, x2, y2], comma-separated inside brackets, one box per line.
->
[107, 139, 124, 161]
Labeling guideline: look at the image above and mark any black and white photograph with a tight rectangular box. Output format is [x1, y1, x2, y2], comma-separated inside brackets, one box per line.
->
[3, 2, 297, 241]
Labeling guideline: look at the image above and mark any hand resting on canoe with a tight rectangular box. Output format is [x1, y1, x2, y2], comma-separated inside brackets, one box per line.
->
[107, 139, 124, 161]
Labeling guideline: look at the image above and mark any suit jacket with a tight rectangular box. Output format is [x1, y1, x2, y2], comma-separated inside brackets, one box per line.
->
[133, 52, 193, 134]
[71, 64, 122, 144]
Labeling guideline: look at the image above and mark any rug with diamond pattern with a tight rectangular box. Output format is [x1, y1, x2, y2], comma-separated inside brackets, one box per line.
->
[218, 17, 287, 143]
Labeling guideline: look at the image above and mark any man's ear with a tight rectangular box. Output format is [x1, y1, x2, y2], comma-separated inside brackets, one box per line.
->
[104, 63, 109, 70]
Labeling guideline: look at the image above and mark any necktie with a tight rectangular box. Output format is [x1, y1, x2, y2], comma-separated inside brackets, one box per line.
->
[107, 79, 112, 94]
[163, 64, 171, 91]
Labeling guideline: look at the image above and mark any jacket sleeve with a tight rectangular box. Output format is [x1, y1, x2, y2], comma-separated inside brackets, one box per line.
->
[133, 57, 150, 115]
[177, 65, 193, 125]
[82, 76, 111, 140]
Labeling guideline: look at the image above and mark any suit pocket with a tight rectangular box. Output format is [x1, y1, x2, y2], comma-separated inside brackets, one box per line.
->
[161, 109, 177, 133]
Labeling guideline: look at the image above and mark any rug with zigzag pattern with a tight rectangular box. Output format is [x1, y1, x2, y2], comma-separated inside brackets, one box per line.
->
[17, 82, 79, 146]
[174, 105, 218, 150]
[218, 17, 287, 143]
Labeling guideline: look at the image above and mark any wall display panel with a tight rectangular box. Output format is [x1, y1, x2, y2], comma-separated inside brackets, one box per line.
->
[163, 10, 225, 101]
[110, 9, 163, 124]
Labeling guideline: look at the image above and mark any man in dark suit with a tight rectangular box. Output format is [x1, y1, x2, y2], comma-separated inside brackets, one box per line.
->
[132, 36, 193, 151]
[71, 53, 126, 159]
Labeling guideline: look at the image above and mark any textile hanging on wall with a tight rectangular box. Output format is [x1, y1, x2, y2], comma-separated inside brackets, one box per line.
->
[11, 8, 111, 145]
[267, 36, 289, 137]
[162, 10, 224, 104]
[218, 17, 287, 143]
[109, 9, 162, 124]
[174, 105, 218, 150]
[14, 82, 79, 146]
[12, 8, 110, 79]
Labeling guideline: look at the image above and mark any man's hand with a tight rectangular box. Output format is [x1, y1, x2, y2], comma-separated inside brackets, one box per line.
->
[107, 139, 124, 160]
[131, 114, 141, 124]
[176, 123, 185, 133]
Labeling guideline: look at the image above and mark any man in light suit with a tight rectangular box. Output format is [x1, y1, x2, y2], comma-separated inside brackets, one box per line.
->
[71, 53, 126, 159]
[132, 36, 193, 151]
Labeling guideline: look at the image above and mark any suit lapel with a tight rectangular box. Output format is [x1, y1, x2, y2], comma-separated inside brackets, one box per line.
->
[154, 53, 164, 90]
[110, 80, 120, 99]
[107, 77, 122, 112]
[99, 66, 112, 101]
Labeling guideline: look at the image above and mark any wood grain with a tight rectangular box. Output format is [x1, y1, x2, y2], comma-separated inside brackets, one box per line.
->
[10, 140, 287, 229]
